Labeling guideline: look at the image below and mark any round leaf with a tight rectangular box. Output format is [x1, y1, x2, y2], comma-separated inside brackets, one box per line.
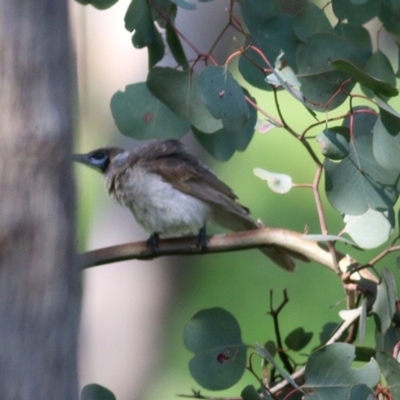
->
[342, 208, 394, 249]
[303, 343, 380, 398]
[81, 384, 116, 400]
[253, 168, 293, 194]
[284, 327, 313, 351]
[332, 0, 380, 26]
[316, 129, 349, 159]
[147, 67, 223, 133]
[197, 66, 250, 134]
[183, 308, 247, 391]
[110, 83, 190, 140]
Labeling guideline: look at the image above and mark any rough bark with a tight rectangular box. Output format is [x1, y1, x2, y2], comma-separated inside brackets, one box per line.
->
[0, 1, 80, 399]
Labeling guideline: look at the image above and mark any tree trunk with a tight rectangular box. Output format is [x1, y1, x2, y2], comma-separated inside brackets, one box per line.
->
[0, 1, 80, 399]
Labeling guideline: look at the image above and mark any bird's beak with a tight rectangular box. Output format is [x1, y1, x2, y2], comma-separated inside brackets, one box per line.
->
[72, 153, 90, 166]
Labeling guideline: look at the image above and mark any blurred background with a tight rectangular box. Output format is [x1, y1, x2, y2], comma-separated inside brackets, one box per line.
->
[69, 1, 400, 399]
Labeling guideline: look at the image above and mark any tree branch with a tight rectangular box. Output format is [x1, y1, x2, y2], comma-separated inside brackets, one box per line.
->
[79, 228, 378, 283]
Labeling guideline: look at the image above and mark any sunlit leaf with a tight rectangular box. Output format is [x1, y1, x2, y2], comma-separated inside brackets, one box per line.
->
[253, 168, 293, 194]
[376, 351, 400, 398]
[303, 343, 380, 398]
[342, 209, 394, 249]
[316, 128, 349, 160]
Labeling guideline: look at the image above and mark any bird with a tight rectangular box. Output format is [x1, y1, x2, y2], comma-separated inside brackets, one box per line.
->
[73, 139, 303, 271]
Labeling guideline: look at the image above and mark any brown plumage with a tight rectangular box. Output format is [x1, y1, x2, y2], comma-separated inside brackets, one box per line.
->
[73, 140, 304, 271]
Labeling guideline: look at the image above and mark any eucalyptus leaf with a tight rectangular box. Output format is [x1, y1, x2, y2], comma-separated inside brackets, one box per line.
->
[147, 67, 223, 133]
[342, 208, 394, 249]
[372, 269, 397, 333]
[183, 308, 247, 390]
[198, 66, 249, 134]
[303, 343, 380, 399]
[81, 384, 116, 400]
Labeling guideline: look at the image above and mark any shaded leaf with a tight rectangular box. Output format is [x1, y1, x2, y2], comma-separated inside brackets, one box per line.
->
[342, 208, 394, 249]
[373, 115, 400, 172]
[183, 308, 247, 390]
[110, 83, 190, 140]
[75, 0, 118, 9]
[284, 327, 313, 352]
[255, 344, 304, 392]
[375, 326, 400, 354]
[170, 0, 196, 9]
[193, 88, 256, 161]
[324, 109, 399, 215]
[334, 23, 372, 62]
[303, 343, 380, 399]
[293, 3, 333, 42]
[348, 384, 374, 400]
[372, 269, 397, 333]
[332, 0, 381, 26]
[332, 58, 398, 98]
[241, 385, 263, 400]
[297, 33, 365, 110]
[316, 129, 349, 160]
[197, 66, 249, 134]
[81, 384, 116, 400]
[165, 22, 189, 70]
[378, 0, 400, 34]
[376, 351, 400, 398]
[147, 67, 223, 133]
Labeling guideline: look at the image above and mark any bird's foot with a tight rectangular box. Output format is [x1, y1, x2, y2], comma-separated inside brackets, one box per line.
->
[196, 227, 208, 252]
[146, 233, 160, 253]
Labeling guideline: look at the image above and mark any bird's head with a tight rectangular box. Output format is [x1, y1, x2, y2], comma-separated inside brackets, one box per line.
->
[72, 147, 128, 174]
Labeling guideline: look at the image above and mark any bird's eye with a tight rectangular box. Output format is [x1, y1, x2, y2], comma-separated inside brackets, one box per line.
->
[90, 151, 107, 161]
[89, 151, 110, 172]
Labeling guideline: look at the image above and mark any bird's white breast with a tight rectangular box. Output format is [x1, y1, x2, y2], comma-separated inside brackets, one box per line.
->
[107, 165, 211, 237]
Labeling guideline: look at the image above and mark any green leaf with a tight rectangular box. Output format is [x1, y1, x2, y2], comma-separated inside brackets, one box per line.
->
[332, 0, 381, 26]
[193, 88, 256, 161]
[375, 326, 400, 354]
[361, 51, 397, 98]
[151, 0, 177, 28]
[334, 23, 372, 62]
[332, 59, 398, 98]
[348, 384, 374, 400]
[183, 308, 247, 390]
[373, 115, 400, 171]
[147, 67, 223, 133]
[255, 344, 304, 392]
[297, 33, 365, 110]
[379, 0, 400, 34]
[238, 46, 272, 91]
[284, 327, 313, 351]
[303, 343, 380, 399]
[125, 0, 165, 67]
[316, 128, 349, 160]
[197, 66, 249, 134]
[81, 384, 116, 400]
[342, 209, 394, 249]
[239, 0, 281, 32]
[241, 385, 263, 400]
[293, 3, 333, 42]
[251, 15, 300, 74]
[324, 109, 399, 215]
[170, 0, 196, 10]
[372, 269, 397, 333]
[319, 323, 341, 345]
[75, 0, 118, 9]
[376, 351, 400, 398]
[110, 83, 190, 140]
[165, 22, 189, 70]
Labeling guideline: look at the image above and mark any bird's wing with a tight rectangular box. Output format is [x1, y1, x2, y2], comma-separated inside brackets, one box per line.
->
[135, 140, 255, 230]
